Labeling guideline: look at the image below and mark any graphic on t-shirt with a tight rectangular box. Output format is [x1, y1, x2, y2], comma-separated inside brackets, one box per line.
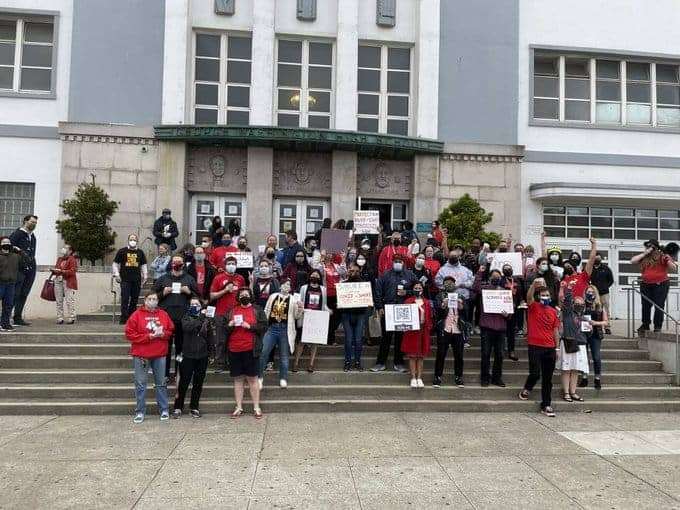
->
[126, 252, 139, 268]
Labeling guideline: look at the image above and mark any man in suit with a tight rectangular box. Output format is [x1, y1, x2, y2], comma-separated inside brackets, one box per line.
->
[9, 215, 37, 326]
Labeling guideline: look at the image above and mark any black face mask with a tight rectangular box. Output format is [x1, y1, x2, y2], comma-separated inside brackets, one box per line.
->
[392, 239, 401, 247]
[490, 277, 501, 286]
[266, 252, 275, 259]
[498, 247, 508, 253]
[594, 259, 602, 266]
[564, 267, 574, 276]
[238, 243, 246, 249]
[309, 278, 320, 286]
[502, 268, 513, 277]
[573, 304, 585, 314]
[0, 245, 9, 252]
[449, 256, 459, 265]
[238, 296, 251, 306]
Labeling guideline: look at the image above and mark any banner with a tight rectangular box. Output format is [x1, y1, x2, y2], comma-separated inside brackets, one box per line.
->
[488, 252, 523, 276]
[336, 281, 374, 309]
[301, 309, 330, 344]
[234, 252, 253, 269]
[384, 303, 420, 332]
[353, 210, 380, 235]
[481, 289, 514, 314]
[320, 228, 348, 253]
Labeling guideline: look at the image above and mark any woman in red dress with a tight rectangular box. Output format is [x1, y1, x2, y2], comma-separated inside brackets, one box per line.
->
[401, 281, 433, 389]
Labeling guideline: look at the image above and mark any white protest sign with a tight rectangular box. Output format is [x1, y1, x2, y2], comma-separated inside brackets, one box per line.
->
[385, 303, 420, 332]
[234, 252, 253, 268]
[353, 210, 380, 235]
[481, 289, 514, 315]
[171, 282, 181, 294]
[301, 309, 330, 344]
[488, 252, 523, 276]
[336, 281, 374, 309]
[205, 306, 216, 318]
[447, 293, 458, 309]
[233, 314, 243, 326]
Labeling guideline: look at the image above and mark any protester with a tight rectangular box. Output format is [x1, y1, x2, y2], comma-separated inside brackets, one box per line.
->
[209, 233, 236, 268]
[579, 285, 609, 390]
[561, 238, 597, 299]
[252, 259, 280, 307]
[400, 281, 433, 388]
[172, 297, 213, 418]
[51, 244, 78, 325]
[558, 286, 589, 402]
[319, 250, 345, 343]
[589, 253, 614, 334]
[434, 246, 474, 302]
[501, 263, 524, 361]
[293, 269, 329, 373]
[400, 220, 420, 248]
[256, 246, 283, 280]
[431, 221, 444, 244]
[187, 246, 216, 305]
[377, 232, 414, 275]
[200, 235, 214, 262]
[209, 216, 226, 245]
[151, 243, 171, 281]
[179, 243, 196, 267]
[433, 278, 468, 387]
[152, 208, 179, 252]
[0, 237, 21, 331]
[9, 214, 37, 326]
[280, 230, 304, 268]
[112, 233, 148, 324]
[210, 255, 246, 373]
[228, 219, 242, 245]
[519, 278, 560, 417]
[412, 253, 434, 299]
[546, 245, 564, 279]
[281, 249, 312, 292]
[527, 257, 559, 305]
[125, 291, 174, 423]
[341, 264, 372, 371]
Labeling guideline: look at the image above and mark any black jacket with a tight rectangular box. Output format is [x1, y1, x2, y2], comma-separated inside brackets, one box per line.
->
[374, 269, 418, 309]
[187, 261, 217, 302]
[153, 217, 179, 251]
[181, 314, 214, 359]
[434, 290, 471, 338]
[153, 272, 198, 321]
[9, 229, 36, 273]
[0, 250, 21, 283]
[590, 264, 614, 295]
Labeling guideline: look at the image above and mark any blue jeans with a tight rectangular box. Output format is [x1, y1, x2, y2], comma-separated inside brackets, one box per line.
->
[0, 282, 15, 327]
[586, 334, 602, 376]
[342, 311, 368, 363]
[259, 322, 289, 380]
[133, 356, 168, 415]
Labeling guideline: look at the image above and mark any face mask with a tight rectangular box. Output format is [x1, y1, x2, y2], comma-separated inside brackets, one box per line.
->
[498, 247, 508, 253]
[361, 244, 370, 251]
[259, 266, 270, 275]
[194, 254, 205, 263]
[415, 259, 425, 269]
[238, 296, 251, 306]
[184, 251, 193, 259]
[585, 293, 595, 302]
[448, 256, 459, 265]
[525, 253, 534, 259]
[540, 297, 551, 306]
[189, 305, 201, 316]
[348, 254, 356, 262]
[414, 290, 423, 297]
[238, 243, 246, 249]
[225, 264, 236, 274]
[549, 254, 559, 263]
[393, 262, 403, 272]
[444, 282, 455, 292]
[310, 243, 317, 250]
[1, 245, 10, 252]
[539, 264, 549, 273]
[309, 278, 320, 287]
[266, 252, 275, 259]
[574, 304, 585, 314]
[145, 298, 158, 310]
[280, 284, 291, 295]
[129, 240, 137, 248]
[594, 258, 602, 266]
[163, 214, 171, 220]
[490, 277, 501, 286]
[295, 257, 305, 264]
[502, 268, 512, 277]
[563, 267, 574, 276]
[357, 258, 366, 267]
[172, 262, 183, 271]
[392, 239, 401, 247]
[201, 242, 209, 249]
[61, 248, 69, 256]
[570, 258, 580, 266]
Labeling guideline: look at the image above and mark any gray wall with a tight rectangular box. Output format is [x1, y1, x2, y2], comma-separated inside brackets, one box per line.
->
[68, 0, 165, 125]
[438, 0, 519, 145]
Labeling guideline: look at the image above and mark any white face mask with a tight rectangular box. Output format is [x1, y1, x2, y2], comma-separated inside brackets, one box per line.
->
[225, 264, 236, 274]
[357, 258, 366, 267]
[61, 248, 69, 256]
[549, 254, 559, 263]
[415, 259, 425, 269]
[259, 266, 270, 275]
[201, 242, 209, 248]
[280, 283, 291, 295]
[361, 244, 370, 251]
[393, 262, 403, 272]
[128, 239, 137, 248]
[145, 298, 158, 309]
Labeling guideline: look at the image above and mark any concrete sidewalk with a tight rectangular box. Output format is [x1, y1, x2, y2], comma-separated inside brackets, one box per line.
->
[0, 412, 679, 509]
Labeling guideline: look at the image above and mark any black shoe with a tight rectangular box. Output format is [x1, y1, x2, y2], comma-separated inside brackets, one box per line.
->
[653, 328, 662, 333]
[637, 325, 649, 336]
[481, 380, 490, 387]
[190, 409, 201, 418]
[13, 319, 30, 326]
[454, 377, 464, 388]
[594, 378, 602, 390]
[214, 367, 225, 374]
[508, 352, 519, 362]
[343, 362, 351, 372]
[432, 376, 442, 388]
[353, 361, 363, 372]
[491, 379, 506, 387]
[579, 377, 588, 388]
[118, 318, 126, 325]
[1, 324, 14, 331]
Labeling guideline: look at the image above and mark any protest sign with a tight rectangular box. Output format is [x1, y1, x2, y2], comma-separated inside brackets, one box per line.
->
[488, 252, 523, 276]
[336, 281, 374, 309]
[447, 292, 458, 309]
[320, 228, 348, 253]
[481, 289, 514, 314]
[385, 303, 420, 332]
[171, 282, 181, 294]
[301, 309, 330, 344]
[234, 252, 253, 268]
[353, 210, 380, 235]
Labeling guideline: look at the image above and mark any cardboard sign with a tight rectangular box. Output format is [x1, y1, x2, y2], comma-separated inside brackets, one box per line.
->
[447, 292, 458, 309]
[301, 309, 330, 344]
[385, 303, 420, 332]
[481, 289, 514, 315]
[581, 315, 593, 332]
[488, 252, 523, 276]
[171, 282, 181, 294]
[234, 252, 253, 268]
[353, 210, 380, 235]
[336, 281, 374, 309]
[320, 228, 348, 253]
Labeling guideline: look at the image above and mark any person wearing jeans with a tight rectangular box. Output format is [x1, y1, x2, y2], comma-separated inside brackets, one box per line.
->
[0, 237, 20, 331]
[339, 264, 371, 371]
[579, 285, 609, 390]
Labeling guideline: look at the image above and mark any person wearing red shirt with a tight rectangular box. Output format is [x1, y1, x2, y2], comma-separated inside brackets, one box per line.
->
[519, 278, 561, 417]
[320, 251, 345, 344]
[209, 234, 238, 268]
[210, 256, 246, 372]
[431, 221, 444, 244]
[560, 238, 597, 299]
[51, 244, 78, 324]
[125, 292, 175, 423]
[401, 281, 433, 388]
[377, 232, 414, 276]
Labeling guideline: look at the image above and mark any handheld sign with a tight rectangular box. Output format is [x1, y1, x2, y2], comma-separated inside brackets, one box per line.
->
[301, 309, 330, 344]
[205, 306, 216, 318]
[481, 289, 514, 315]
[171, 282, 182, 294]
[385, 303, 420, 332]
[447, 293, 458, 309]
[488, 252, 523, 276]
[353, 210, 380, 235]
[234, 252, 253, 269]
[336, 281, 374, 309]
[320, 228, 348, 253]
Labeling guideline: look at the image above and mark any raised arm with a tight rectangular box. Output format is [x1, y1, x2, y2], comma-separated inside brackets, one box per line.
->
[584, 238, 597, 275]
[526, 277, 543, 305]
[631, 247, 653, 265]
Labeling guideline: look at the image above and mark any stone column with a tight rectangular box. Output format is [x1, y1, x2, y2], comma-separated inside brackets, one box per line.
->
[331, 150, 357, 222]
[412, 155, 439, 226]
[246, 147, 274, 243]
[250, 0, 276, 125]
[415, 0, 440, 138]
[158, 141, 188, 246]
[335, 0, 359, 130]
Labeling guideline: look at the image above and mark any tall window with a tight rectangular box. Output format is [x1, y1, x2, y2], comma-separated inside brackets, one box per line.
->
[0, 182, 34, 236]
[656, 64, 680, 127]
[193, 32, 252, 125]
[357, 45, 411, 135]
[626, 62, 651, 124]
[0, 17, 54, 94]
[596, 60, 621, 123]
[276, 39, 333, 129]
[565, 58, 590, 121]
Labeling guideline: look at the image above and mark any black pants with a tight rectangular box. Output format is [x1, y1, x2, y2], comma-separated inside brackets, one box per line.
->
[12, 268, 35, 321]
[376, 315, 404, 366]
[523, 345, 556, 409]
[327, 295, 339, 344]
[435, 332, 464, 378]
[166, 318, 184, 377]
[214, 315, 228, 369]
[120, 279, 141, 322]
[640, 281, 670, 330]
[174, 356, 208, 411]
[480, 328, 505, 383]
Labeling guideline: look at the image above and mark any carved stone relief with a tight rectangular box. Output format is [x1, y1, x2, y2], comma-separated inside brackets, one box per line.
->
[273, 151, 331, 197]
[357, 158, 412, 199]
[186, 147, 247, 193]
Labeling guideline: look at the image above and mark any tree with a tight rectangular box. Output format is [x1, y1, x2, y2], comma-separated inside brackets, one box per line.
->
[56, 180, 119, 265]
[437, 194, 502, 249]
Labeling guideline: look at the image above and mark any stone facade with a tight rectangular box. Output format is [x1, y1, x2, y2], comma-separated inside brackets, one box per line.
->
[186, 147, 247, 194]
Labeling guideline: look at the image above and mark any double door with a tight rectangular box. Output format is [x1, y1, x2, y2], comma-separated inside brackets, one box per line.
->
[273, 199, 328, 247]
[191, 195, 246, 245]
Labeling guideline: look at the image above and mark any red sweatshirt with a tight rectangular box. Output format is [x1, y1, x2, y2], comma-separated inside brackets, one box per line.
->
[54, 255, 78, 290]
[125, 307, 175, 358]
[377, 245, 414, 276]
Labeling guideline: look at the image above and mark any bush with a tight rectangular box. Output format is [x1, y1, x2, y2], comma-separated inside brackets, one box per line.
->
[437, 194, 502, 249]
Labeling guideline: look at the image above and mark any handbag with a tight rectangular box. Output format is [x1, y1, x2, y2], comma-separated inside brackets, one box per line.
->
[562, 335, 579, 354]
[40, 276, 56, 302]
[368, 310, 382, 338]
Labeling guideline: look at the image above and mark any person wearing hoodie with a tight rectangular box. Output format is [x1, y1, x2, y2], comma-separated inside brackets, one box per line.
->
[0, 237, 21, 331]
[51, 244, 78, 325]
[125, 291, 175, 424]
[377, 232, 414, 276]
[152, 208, 179, 251]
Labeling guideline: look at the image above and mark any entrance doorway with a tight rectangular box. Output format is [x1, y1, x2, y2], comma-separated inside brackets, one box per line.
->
[359, 199, 409, 233]
[273, 199, 329, 246]
[190, 194, 246, 245]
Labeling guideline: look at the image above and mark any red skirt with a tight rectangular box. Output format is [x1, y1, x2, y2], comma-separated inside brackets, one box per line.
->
[401, 329, 431, 357]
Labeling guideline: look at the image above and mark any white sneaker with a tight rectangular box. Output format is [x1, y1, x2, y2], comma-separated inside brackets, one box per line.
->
[258, 378, 263, 390]
[410, 378, 418, 388]
[416, 379, 424, 388]
[279, 379, 288, 389]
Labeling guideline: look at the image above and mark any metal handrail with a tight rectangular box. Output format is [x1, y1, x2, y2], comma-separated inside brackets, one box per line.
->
[626, 282, 679, 386]
[110, 275, 118, 323]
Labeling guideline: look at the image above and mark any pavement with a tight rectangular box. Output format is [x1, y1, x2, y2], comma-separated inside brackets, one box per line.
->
[0, 412, 679, 509]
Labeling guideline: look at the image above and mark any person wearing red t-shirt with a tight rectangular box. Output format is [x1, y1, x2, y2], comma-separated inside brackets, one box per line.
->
[518, 278, 561, 417]
[377, 232, 414, 276]
[560, 238, 597, 300]
[209, 234, 239, 269]
[210, 256, 246, 372]
[431, 221, 444, 244]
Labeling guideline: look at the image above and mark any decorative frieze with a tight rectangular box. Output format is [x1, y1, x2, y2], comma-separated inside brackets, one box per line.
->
[357, 158, 412, 199]
[186, 147, 247, 193]
[273, 151, 331, 197]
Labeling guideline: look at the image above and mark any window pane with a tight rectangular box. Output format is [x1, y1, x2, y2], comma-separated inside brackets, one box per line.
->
[358, 45, 381, 68]
[195, 83, 218, 105]
[358, 68, 380, 92]
[596, 103, 620, 122]
[627, 62, 650, 80]
[657, 64, 679, 83]
[638, 229, 658, 240]
[358, 117, 379, 132]
[565, 58, 589, 77]
[309, 42, 332, 65]
[614, 218, 635, 228]
[196, 34, 220, 57]
[387, 119, 408, 135]
[627, 104, 651, 124]
[277, 64, 301, 87]
[358, 94, 379, 115]
[0, 43, 15, 65]
[534, 98, 558, 119]
[567, 228, 589, 238]
[591, 207, 611, 216]
[614, 208, 634, 216]
[308, 115, 330, 129]
[226, 110, 249, 125]
[567, 207, 588, 215]
[591, 229, 612, 239]
[388, 47, 410, 70]
[567, 216, 588, 226]
[227, 60, 251, 84]
[657, 84, 680, 105]
[661, 231, 680, 241]
[591, 217, 612, 227]
[597, 60, 620, 79]
[543, 206, 565, 214]
[278, 89, 301, 111]
[195, 108, 218, 123]
[20, 68, 50, 90]
[278, 40, 302, 63]
[278, 113, 299, 127]
[658, 107, 680, 126]
[388, 95, 409, 116]
[0, 67, 12, 89]
[534, 76, 558, 97]
[308, 90, 330, 112]
[534, 55, 558, 76]
[627, 83, 650, 103]
[565, 78, 589, 99]
[21, 44, 52, 67]
[660, 210, 680, 218]
[308, 66, 332, 89]
[637, 218, 658, 229]
[637, 209, 657, 217]
[544, 215, 565, 226]
[544, 227, 565, 237]
[387, 71, 409, 93]
[0, 20, 16, 41]
[195, 59, 219, 81]
[23, 22, 53, 43]
[227, 85, 249, 107]
[597, 82, 621, 101]
[228, 37, 251, 59]
[565, 101, 590, 121]
[615, 229, 635, 239]
[661, 219, 680, 229]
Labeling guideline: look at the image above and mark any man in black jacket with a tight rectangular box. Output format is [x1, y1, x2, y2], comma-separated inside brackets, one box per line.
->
[187, 246, 217, 305]
[9, 215, 37, 326]
[590, 254, 614, 334]
[153, 208, 179, 252]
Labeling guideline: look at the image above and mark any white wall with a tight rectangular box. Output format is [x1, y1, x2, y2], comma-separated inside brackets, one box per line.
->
[358, 0, 416, 43]
[275, 0, 338, 37]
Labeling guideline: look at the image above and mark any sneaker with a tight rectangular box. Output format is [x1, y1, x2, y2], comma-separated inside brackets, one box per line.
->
[66, 320, 76, 325]
[190, 409, 201, 418]
[266, 362, 274, 372]
[416, 379, 424, 388]
[579, 377, 588, 388]
[455, 377, 464, 388]
[473, 327, 481, 335]
[370, 364, 386, 372]
[56, 319, 64, 325]
[605, 328, 612, 335]
[279, 379, 288, 389]
[172, 409, 182, 419]
[594, 378, 602, 390]
[432, 376, 442, 388]
[133, 412, 144, 424]
[353, 361, 363, 372]
[541, 406, 556, 417]
[492, 379, 506, 388]
[393, 364, 407, 373]
[257, 378, 263, 390]
[508, 352, 519, 362]
[1, 324, 13, 332]
[410, 378, 418, 388]
[343, 362, 351, 372]
[160, 410, 170, 421]
[518, 389, 530, 400]
[481, 380, 489, 387]
[464, 342, 471, 348]
[214, 367, 225, 374]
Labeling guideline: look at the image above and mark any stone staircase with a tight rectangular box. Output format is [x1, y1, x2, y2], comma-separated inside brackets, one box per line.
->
[0, 322, 678, 414]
